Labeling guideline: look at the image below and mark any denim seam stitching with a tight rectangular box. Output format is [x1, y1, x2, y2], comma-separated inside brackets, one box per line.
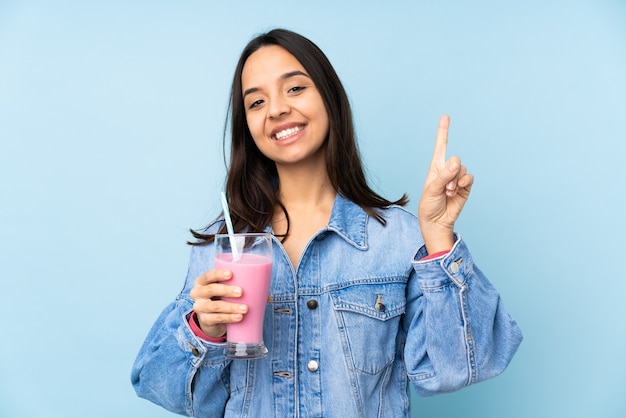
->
[459, 284, 477, 385]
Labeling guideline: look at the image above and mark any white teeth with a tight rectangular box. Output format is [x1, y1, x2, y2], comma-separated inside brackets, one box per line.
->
[275, 126, 303, 140]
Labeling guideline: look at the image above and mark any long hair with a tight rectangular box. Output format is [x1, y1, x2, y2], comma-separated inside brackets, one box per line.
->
[190, 28, 407, 245]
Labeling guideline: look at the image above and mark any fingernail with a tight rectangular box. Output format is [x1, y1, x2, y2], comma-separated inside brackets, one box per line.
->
[448, 161, 459, 171]
[222, 270, 231, 278]
[239, 305, 247, 312]
[232, 287, 242, 296]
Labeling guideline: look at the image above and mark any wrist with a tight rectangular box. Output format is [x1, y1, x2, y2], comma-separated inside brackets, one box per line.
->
[421, 250, 450, 261]
[189, 312, 227, 342]
[420, 225, 455, 254]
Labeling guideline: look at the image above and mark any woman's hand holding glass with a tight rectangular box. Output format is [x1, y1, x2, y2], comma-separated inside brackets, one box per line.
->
[189, 269, 247, 339]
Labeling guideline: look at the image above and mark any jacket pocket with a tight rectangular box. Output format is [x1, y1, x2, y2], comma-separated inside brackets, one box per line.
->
[330, 281, 406, 375]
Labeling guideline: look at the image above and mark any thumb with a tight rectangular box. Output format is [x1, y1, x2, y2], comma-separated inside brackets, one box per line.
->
[428, 157, 461, 192]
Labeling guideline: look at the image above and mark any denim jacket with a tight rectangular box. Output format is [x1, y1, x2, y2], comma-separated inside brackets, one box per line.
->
[131, 194, 522, 417]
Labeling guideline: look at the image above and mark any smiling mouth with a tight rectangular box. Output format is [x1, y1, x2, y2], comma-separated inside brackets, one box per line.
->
[274, 125, 304, 140]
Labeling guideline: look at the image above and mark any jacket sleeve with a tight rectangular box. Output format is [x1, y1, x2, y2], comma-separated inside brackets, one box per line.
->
[403, 236, 523, 396]
[131, 244, 231, 416]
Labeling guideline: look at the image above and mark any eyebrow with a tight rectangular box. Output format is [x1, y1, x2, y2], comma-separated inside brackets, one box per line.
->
[243, 70, 311, 98]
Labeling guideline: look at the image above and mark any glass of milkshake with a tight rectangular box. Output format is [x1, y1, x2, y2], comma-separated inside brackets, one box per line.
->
[214, 233, 273, 359]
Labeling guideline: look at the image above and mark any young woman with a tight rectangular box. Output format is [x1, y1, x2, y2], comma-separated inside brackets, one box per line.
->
[131, 28, 522, 417]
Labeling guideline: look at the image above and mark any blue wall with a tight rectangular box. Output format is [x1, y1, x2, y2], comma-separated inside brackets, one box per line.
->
[1, 1, 625, 417]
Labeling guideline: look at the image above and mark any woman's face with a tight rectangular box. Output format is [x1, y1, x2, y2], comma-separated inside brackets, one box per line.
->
[241, 45, 330, 168]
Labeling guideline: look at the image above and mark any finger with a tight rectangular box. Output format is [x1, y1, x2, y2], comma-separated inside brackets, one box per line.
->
[428, 156, 461, 192]
[195, 269, 232, 286]
[194, 298, 248, 316]
[195, 310, 243, 331]
[446, 164, 471, 196]
[190, 281, 242, 301]
[458, 172, 474, 190]
[193, 299, 248, 331]
[446, 165, 467, 191]
[431, 114, 450, 166]
[448, 172, 474, 198]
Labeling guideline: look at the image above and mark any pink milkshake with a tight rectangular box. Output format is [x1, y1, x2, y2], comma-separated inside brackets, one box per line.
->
[216, 253, 272, 344]
[214, 233, 273, 359]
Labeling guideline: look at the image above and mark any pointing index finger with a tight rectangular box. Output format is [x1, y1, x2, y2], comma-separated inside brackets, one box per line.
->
[432, 114, 450, 165]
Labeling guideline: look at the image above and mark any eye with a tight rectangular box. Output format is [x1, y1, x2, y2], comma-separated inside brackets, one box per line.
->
[288, 86, 306, 94]
[248, 99, 264, 109]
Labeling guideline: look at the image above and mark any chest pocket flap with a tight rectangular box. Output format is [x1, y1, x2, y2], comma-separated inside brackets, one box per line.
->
[330, 282, 406, 320]
[329, 281, 406, 374]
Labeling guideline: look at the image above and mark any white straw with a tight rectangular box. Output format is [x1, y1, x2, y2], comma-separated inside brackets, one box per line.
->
[220, 192, 241, 261]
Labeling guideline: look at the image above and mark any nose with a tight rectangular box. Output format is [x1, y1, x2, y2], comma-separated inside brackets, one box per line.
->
[267, 95, 290, 119]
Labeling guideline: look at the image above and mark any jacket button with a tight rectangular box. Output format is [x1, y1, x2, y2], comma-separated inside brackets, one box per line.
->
[306, 299, 318, 309]
[186, 342, 201, 357]
[307, 360, 319, 372]
[375, 294, 386, 313]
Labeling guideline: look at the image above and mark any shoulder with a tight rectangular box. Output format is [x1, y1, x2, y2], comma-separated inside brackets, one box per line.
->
[378, 204, 419, 226]
[364, 205, 424, 257]
[368, 205, 422, 241]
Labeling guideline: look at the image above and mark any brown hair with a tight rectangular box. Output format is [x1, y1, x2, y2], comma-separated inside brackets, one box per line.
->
[190, 28, 407, 245]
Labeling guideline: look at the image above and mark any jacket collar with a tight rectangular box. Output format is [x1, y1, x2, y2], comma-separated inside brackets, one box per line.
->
[326, 193, 368, 250]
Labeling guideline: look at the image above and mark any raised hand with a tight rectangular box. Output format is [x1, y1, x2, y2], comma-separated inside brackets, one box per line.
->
[418, 115, 474, 254]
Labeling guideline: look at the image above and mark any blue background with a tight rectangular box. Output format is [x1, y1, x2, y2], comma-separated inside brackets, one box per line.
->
[1, 1, 625, 417]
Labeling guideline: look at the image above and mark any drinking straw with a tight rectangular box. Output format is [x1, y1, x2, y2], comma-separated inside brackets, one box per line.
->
[220, 191, 241, 261]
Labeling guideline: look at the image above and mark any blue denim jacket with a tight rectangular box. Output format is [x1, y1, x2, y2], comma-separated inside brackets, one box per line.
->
[131, 194, 522, 417]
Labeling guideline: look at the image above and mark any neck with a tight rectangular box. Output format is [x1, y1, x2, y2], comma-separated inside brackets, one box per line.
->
[271, 158, 337, 254]
[275, 160, 336, 208]
[275, 142, 335, 202]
